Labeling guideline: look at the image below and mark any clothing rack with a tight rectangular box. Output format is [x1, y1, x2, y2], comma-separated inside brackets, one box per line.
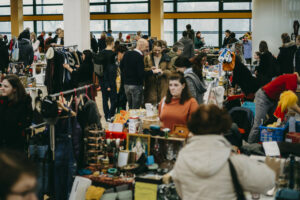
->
[48, 84, 94, 160]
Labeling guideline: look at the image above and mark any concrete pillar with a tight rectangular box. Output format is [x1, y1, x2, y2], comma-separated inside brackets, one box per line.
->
[63, 0, 90, 51]
[10, 0, 23, 38]
[252, 0, 300, 55]
[150, 0, 164, 40]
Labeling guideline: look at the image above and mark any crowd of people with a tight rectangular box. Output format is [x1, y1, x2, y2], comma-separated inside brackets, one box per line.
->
[0, 22, 300, 199]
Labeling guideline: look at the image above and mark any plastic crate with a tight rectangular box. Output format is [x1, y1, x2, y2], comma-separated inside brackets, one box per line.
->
[242, 101, 255, 116]
[259, 123, 288, 142]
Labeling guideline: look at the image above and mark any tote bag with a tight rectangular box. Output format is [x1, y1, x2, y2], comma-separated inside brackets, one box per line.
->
[11, 40, 19, 62]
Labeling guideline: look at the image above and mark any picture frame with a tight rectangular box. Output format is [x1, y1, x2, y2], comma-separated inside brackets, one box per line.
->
[126, 134, 151, 161]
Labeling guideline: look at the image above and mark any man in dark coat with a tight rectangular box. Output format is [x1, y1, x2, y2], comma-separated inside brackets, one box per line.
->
[179, 31, 194, 59]
[0, 35, 9, 72]
[37, 31, 45, 53]
[18, 30, 34, 67]
[277, 33, 297, 74]
[222, 30, 231, 48]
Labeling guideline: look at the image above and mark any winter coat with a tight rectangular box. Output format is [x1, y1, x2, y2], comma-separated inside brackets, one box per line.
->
[0, 40, 9, 72]
[0, 95, 33, 151]
[222, 36, 231, 48]
[194, 37, 205, 49]
[296, 46, 300, 74]
[91, 38, 98, 53]
[71, 61, 94, 87]
[18, 38, 34, 67]
[232, 61, 261, 95]
[172, 135, 275, 200]
[144, 53, 171, 104]
[187, 29, 195, 42]
[256, 51, 277, 85]
[277, 41, 297, 74]
[184, 68, 206, 104]
[179, 37, 195, 59]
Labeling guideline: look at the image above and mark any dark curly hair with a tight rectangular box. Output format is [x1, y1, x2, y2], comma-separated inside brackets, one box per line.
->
[188, 104, 232, 135]
[192, 52, 207, 81]
[165, 72, 192, 105]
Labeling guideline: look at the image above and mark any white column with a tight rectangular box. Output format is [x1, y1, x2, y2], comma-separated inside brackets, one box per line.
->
[252, 0, 300, 56]
[63, 0, 90, 51]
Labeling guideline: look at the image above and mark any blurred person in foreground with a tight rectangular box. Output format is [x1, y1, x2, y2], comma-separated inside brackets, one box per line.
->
[0, 149, 37, 200]
[168, 104, 275, 200]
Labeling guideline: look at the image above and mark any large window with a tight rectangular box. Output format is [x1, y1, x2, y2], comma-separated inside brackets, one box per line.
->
[177, 2, 219, 12]
[222, 19, 251, 40]
[177, 19, 219, 46]
[164, 19, 174, 46]
[36, 21, 64, 35]
[0, 22, 11, 39]
[90, 20, 108, 39]
[24, 21, 34, 32]
[111, 20, 149, 39]
[223, 2, 252, 10]
[110, 1, 148, 13]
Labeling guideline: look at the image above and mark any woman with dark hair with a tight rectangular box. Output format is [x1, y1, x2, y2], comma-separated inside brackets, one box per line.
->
[184, 53, 207, 104]
[0, 149, 37, 200]
[144, 40, 171, 105]
[169, 104, 275, 200]
[255, 40, 277, 85]
[63, 49, 94, 87]
[194, 31, 205, 49]
[277, 33, 297, 74]
[0, 75, 33, 151]
[159, 72, 198, 131]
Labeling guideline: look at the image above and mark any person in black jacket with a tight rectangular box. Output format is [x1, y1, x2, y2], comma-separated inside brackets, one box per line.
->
[17, 30, 34, 67]
[222, 30, 231, 48]
[120, 38, 151, 109]
[63, 49, 94, 87]
[296, 35, 300, 75]
[0, 75, 33, 151]
[37, 31, 45, 53]
[255, 41, 277, 86]
[186, 24, 195, 42]
[98, 32, 107, 52]
[277, 33, 297, 74]
[101, 37, 117, 121]
[90, 32, 98, 53]
[232, 55, 261, 96]
[0, 35, 9, 72]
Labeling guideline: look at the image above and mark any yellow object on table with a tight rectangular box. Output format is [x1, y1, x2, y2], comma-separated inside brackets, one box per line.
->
[85, 185, 105, 200]
[135, 182, 158, 200]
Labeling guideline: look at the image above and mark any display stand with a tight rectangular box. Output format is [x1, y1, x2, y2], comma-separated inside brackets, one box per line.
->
[47, 84, 94, 160]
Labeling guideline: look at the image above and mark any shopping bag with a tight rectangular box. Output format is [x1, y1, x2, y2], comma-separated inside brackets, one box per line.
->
[11, 40, 19, 62]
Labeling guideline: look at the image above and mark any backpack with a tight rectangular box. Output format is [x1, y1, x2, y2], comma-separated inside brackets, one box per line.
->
[93, 51, 105, 77]
[229, 107, 254, 141]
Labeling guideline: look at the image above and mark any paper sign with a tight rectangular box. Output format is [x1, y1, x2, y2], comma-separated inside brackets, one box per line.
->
[262, 141, 281, 157]
[135, 182, 157, 200]
[117, 151, 129, 167]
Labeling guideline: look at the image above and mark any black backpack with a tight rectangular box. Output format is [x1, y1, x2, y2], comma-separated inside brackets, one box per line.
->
[93, 51, 105, 77]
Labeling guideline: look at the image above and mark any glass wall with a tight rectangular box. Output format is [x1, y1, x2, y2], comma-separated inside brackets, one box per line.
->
[164, 19, 174, 46]
[90, 20, 108, 39]
[222, 19, 252, 40]
[111, 19, 149, 39]
[177, 19, 219, 46]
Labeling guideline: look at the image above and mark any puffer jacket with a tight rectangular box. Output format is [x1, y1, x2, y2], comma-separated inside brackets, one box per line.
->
[144, 53, 171, 105]
[172, 135, 275, 200]
[277, 41, 297, 74]
[18, 38, 34, 67]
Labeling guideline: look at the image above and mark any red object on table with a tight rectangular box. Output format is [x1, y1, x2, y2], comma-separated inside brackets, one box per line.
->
[105, 130, 127, 139]
[227, 94, 245, 102]
[285, 132, 300, 143]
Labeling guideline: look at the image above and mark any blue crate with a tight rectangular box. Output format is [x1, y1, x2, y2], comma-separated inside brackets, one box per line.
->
[259, 123, 288, 142]
[242, 101, 255, 116]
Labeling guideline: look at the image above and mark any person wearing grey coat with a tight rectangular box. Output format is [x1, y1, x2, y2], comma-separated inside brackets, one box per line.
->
[179, 31, 195, 59]
[184, 68, 206, 104]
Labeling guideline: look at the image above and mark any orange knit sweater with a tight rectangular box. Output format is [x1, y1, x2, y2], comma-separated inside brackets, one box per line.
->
[159, 97, 198, 131]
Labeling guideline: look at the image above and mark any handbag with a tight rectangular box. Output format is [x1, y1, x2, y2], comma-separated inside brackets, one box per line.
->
[228, 159, 246, 200]
[11, 40, 19, 62]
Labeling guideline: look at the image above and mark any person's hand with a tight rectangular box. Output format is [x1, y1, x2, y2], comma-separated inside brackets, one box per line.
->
[107, 88, 111, 91]
[162, 173, 172, 184]
[75, 64, 80, 68]
[63, 64, 70, 69]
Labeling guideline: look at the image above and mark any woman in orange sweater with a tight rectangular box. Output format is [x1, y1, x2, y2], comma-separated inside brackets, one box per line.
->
[159, 72, 198, 131]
